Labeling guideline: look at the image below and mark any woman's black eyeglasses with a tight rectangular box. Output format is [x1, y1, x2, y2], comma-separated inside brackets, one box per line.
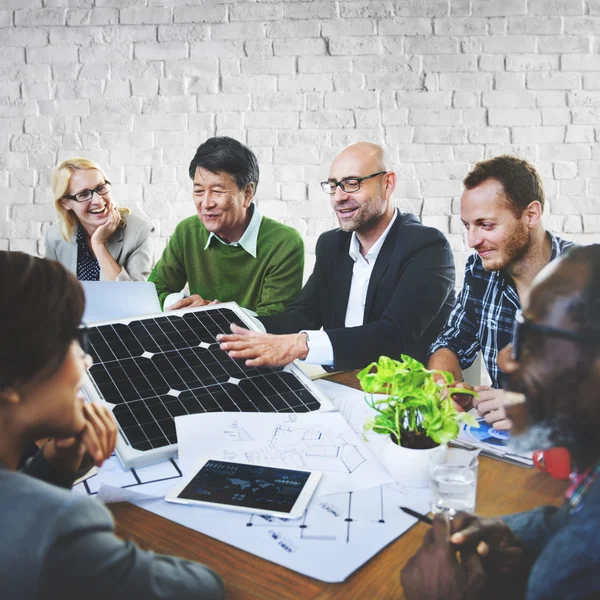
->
[63, 181, 112, 203]
[511, 310, 596, 361]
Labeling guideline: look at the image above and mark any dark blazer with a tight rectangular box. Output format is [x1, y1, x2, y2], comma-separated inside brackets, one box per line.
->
[0, 454, 224, 600]
[260, 211, 456, 371]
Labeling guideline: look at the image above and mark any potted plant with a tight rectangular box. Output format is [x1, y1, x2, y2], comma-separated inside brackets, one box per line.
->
[357, 354, 478, 488]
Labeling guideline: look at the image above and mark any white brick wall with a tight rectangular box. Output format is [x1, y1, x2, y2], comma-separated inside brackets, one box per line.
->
[1, 0, 600, 282]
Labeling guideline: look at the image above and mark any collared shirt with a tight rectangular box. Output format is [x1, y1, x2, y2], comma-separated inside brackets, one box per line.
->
[164, 205, 263, 309]
[428, 233, 573, 388]
[75, 224, 100, 281]
[203, 204, 261, 258]
[303, 210, 399, 366]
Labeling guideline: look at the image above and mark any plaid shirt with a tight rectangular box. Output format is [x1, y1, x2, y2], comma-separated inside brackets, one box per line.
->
[428, 233, 573, 388]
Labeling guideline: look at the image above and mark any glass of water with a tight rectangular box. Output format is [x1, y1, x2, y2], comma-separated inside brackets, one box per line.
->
[429, 448, 479, 516]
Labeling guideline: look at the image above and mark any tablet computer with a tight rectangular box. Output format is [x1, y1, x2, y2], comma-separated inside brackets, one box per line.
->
[166, 458, 322, 519]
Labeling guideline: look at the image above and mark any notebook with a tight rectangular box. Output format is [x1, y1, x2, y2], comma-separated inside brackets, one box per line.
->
[451, 415, 534, 467]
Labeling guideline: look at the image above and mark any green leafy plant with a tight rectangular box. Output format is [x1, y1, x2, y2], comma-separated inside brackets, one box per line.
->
[357, 354, 479, 449]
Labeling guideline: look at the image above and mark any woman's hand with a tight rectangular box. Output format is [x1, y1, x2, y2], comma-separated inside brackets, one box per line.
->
[91, 207, 120, 249]
[42, 403, 118, 475]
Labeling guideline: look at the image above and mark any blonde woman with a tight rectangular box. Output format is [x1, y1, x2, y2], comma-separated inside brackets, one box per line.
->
[44, 158, 154, 281]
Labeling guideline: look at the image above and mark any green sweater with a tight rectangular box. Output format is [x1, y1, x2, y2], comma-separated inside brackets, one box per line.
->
[149, 215, 304, 316]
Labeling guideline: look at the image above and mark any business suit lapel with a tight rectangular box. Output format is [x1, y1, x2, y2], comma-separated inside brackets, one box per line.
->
[364, 213, 401, 319]
[331, 235, 354, 327]
[105, 226, 125, 263]
[64, 236, 78, 275]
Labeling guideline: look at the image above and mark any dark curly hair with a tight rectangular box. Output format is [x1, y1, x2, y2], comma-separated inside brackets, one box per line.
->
[0, 251, 84, 390]
[463, 155, 545, 216]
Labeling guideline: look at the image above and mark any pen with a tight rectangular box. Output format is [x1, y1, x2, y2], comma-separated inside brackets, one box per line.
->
[400, 506, 433, 525]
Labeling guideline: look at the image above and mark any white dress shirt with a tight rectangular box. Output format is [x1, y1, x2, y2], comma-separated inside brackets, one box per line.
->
[302, 210, 398, 366]
[203, 204, 262, 258]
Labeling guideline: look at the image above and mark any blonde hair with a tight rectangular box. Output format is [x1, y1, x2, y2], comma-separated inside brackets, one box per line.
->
[51, 157, 130, 241]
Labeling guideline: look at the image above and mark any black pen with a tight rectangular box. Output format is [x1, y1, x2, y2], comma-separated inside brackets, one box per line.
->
[400, 506, 433, 525]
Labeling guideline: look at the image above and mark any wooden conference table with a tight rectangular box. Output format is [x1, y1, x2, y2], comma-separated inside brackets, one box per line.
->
[108, 372, 568, 600]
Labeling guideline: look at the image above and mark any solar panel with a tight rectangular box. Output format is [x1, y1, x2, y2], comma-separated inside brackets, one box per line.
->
[82, 302, 335, 468]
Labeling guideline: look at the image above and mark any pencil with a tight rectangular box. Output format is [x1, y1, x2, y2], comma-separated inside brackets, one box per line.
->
[400, 506, 433, 525]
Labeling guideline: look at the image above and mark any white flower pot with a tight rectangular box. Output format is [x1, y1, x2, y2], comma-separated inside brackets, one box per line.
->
[381, 436, 447, 488]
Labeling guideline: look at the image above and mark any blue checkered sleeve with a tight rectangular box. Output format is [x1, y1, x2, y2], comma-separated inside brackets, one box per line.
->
[428, 276, 481, 370]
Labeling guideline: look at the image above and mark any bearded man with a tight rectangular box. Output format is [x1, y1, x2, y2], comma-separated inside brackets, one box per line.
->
[427, 155, 572, 429]
[402, 244, 600, 600]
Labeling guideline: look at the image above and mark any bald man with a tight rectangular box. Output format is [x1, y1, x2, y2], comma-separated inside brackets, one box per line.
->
[218, 142, 456, 371]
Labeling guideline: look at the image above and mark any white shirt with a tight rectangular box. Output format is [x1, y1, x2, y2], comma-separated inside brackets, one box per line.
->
[302, 210, 398, 367]
[203, 204, 262, 258]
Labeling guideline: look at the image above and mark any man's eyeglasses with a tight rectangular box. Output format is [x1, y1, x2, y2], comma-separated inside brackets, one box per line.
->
[321, 171, 387, 195]
[63, 181, 112, 203]
[511, 310, 596, 361]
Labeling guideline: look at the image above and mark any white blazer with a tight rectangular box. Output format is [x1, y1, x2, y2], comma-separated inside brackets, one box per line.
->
[44, 213, 155, 282]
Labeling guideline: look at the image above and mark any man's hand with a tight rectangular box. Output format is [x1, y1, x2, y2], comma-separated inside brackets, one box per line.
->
[473, 386, 511, 430]
[42, 403, 118, 474]
[90, 207, 120, 249]
[167, 294, 218, 311]
[402, 516, 487, 600]
[450, 512, 529, 597]
[217, 324, 309, 367]
[440, 380, 476, 412]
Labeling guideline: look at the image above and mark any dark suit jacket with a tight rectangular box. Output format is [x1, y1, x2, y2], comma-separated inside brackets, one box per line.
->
[260, 211, 456, 371]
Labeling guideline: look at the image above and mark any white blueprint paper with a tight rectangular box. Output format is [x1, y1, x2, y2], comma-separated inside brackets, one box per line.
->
[72, 381, 433, 582]
[313, 379, 382, 435]
[73, 463, 430, 583]
[73, 454, 185, 501]
[134, 482, 430, 583]
[174, 411, 394, 497]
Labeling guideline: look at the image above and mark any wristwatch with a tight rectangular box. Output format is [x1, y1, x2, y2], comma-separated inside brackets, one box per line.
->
[301, 330, 311, 359]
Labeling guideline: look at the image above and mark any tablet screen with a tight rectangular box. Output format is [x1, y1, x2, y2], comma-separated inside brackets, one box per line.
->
[177, 460, 312, 514]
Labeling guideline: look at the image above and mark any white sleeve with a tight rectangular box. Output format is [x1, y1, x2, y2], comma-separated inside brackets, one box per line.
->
[164, 292, 187, 310]
[300, 329, 334, 367]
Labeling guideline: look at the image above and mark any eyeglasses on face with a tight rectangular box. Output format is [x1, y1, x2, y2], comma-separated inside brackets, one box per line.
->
[77, 323, 90, 356]
[63, 181, 112, 203]
[511, 310, 596, 361]
[321, 171, 387, 195]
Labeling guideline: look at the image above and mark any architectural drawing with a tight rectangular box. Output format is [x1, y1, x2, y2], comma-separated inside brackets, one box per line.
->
[75, 454, 182, 497]
[245, 421, 367, 474]
[72, 391, 427, 582]
[223, 420, 254, 442]
[74, 457, 429, 583]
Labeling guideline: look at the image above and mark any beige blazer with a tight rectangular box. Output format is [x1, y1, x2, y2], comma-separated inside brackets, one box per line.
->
[44, 213, 155, 282]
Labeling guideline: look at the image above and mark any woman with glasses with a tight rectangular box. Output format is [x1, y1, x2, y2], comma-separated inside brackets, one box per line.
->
[44, 158, 154, 282]
[0, 251, 224, 600]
